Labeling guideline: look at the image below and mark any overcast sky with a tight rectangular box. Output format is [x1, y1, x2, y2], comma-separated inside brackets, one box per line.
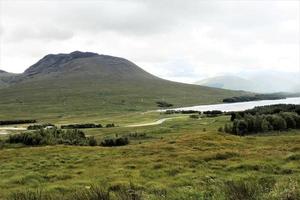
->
[0, 0, 299, 83]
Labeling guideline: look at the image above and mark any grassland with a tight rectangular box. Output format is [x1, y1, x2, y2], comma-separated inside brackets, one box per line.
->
[0, 114, 299, 199]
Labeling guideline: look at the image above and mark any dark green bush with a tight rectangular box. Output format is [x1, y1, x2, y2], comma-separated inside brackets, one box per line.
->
[231, 104, 300, 121]
[165, 110, 200, 114]
[101, 137, 129, 147]
[61, 123, 102, 129]
[0, 119, 37, 126]
[8, 129, 95, 146]
[227, 111, 300, 135]
[156, 101, 173, 108]
[105, 123, 115, 128]
[88, 137, 97, 146]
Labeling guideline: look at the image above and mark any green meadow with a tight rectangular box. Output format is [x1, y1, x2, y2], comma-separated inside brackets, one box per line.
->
[0, 114, 299, 199]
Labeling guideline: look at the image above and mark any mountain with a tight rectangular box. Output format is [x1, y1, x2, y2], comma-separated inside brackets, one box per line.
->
[196, 76, 257, 92]
[0, 70, 16, 89]
[0, 51, 247, 121]
[196, 73, 300, 93]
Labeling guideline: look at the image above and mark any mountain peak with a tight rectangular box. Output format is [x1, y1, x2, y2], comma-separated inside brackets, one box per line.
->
[0, 70, 8, 74]
[21, 51, 158, 81]
[24, 51, 100, 75]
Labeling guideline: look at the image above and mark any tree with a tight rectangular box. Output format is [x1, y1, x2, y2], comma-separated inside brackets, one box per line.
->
[233, 120, 248, 136]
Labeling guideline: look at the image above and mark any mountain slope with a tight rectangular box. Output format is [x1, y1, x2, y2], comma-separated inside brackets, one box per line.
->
[0, 51, 248, 121]
[0, 70, 17, 89]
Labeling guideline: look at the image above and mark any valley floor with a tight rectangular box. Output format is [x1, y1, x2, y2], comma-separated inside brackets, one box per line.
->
[0, 114, 299, 199]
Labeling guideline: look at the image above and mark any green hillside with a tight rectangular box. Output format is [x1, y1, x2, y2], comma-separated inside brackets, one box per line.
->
[0, 51, 247, 121]
[0, 70, 16, 89]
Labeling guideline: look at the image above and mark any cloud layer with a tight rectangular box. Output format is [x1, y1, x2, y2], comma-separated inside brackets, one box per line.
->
[0, 0, 299, 82]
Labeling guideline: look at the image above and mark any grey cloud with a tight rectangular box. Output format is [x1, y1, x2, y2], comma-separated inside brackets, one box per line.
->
[0, 0, 299, 82]
[6, 25, 74, 42]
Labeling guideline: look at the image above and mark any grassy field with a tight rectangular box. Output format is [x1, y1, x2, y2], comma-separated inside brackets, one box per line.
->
[0, 114, 299, 199]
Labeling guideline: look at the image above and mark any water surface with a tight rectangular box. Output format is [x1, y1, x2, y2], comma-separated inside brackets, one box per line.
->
[174, 97, 300, 112]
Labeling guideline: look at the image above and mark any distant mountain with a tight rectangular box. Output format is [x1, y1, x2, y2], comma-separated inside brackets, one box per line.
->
[196, 73, 299, 93]
[196, 76, 257, 92]
[0, 51, 247, 120]
[0, 70, 16, 89]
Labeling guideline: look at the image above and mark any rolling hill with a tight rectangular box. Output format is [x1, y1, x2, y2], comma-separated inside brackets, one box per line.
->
[0, 70, 16, 89]
[0, 51, 247, 121]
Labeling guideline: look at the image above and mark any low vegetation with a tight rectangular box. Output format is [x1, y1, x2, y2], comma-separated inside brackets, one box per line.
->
[8, 129, 95, 146]
[231, 104, 300, 118]
[156, 101, 173, 108]
[7, 128, 129, 147]
[27, 123, 55, 130]
[61, 123, 103, 129]
[203, 110, 223, 118]
[101, 136, 129, 147]
[8, 184, 143, 200]
[6, 178, 300, 200]
[165, 110, 200, 114]
[0, 119, 36, 125]
[0, 110, 299, 199]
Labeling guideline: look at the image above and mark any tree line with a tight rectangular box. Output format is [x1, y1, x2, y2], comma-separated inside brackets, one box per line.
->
[225, 104, 300, 135]
[230, 104, 300, 121]
[223, 93, 300, 103]
[7, 128, 128, 147]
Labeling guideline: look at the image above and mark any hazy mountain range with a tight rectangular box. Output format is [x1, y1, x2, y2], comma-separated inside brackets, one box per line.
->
[196, 72, 300, 93]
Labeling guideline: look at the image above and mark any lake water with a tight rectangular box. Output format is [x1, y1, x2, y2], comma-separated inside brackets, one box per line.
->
[173, 97, 300, 112]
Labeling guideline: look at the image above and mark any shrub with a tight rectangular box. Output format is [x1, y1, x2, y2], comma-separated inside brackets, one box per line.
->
[114, 183, 143, 200]
[0, 139, 4, 149]
[232, 120, 248, 136]
[71, 185, 110, 200]
[224, 179, 261, 200]
[165, 110, 200, 115]
[156, 101, 173, 108]
[101, 137, 129, 147]
[88, 137, 97, 146]
[105, 123, 115, 128]
[8, 129, 96, 146]
[267, 179, 300, 200]
[203, 110, 223, 115]
[267, 115, 287, 131]
[61, 123, 102, 129]
[0, 119, 37, 126]
[8, 190, 52, 200]
[226, 111, 300, 135]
